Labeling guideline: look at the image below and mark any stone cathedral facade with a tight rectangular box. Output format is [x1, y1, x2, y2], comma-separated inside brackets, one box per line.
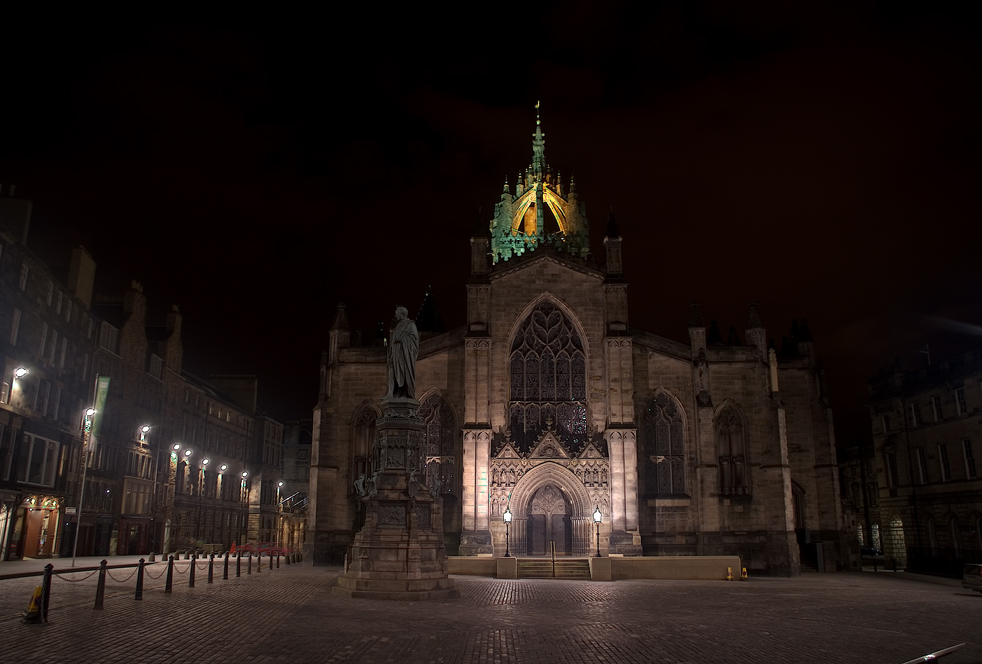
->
[307, 115, 845, 575]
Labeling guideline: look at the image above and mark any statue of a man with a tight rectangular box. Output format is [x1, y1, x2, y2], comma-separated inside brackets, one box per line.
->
[385, 306, 419, 400]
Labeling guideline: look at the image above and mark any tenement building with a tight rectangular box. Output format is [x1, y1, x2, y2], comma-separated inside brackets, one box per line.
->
[308, 115, 845, 575]
[0, 186, 286, 559]
[867, 350, 982, 574]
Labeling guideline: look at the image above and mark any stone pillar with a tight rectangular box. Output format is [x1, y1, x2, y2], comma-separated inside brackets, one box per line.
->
[605, 428, 642, 555]
[334, 397, 457, 599]
[459, 428, 492, 555]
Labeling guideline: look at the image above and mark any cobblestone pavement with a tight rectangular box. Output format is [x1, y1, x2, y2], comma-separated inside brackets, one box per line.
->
[1, 563, 980, 664]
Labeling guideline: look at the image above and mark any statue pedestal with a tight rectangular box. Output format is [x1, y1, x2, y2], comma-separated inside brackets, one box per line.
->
[334, 397, 457, 600]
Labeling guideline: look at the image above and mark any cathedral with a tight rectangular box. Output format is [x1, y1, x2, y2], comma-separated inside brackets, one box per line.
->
[307, 113, 845, 576]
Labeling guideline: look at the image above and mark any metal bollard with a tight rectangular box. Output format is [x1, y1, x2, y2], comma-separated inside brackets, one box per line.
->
[236, 553, 241, 577]
[165, 555, 174, 592]
[223, 552, 229, 580]
[257, 552, 261, 574]
[276, 553, 280, 569]
[135, 558, 145, 600]
[269, 553, 273, 570]
[247, 553, 252, 575]
[208, 554, 214, 584]
[189, 554, 196, 588]
[42, 563, 53, 622]
[94, 560, 107, 610]
[285, 553, 291, 565]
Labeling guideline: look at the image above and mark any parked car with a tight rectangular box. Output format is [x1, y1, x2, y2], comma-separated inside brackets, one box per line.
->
[860, 546, 882, 557]
[961, 563, 982, 594]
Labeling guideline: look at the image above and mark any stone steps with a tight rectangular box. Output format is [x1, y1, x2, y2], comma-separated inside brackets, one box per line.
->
[517, 558, 592, 579]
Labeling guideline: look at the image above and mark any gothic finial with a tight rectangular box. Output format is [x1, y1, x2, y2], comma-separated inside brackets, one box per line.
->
[746, 302, 762, 329]
[331, 302, 349, 331]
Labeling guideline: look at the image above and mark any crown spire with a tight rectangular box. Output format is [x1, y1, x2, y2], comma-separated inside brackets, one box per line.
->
[532, 101, 545, 177]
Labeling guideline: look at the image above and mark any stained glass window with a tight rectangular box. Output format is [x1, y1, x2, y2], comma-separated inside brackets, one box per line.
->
[509, 302, 587, 450]
[419, 394, 456, 493]
[641, 393, 687, 495]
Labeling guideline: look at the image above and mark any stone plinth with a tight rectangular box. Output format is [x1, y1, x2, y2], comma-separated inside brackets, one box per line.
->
[334, 397, 457, 600]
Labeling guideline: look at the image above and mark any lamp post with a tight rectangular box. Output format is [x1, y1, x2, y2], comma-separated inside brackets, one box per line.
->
[71, 407, 97, 566]
[593, 505, 602, 558]
[502, 506, 512, 558]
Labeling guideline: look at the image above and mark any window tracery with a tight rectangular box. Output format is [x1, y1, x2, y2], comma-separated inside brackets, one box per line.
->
[419, 393, 456, 494]
[716, 405, 749, 495]
[509, 302, 587, 450]
[640, 393, 686, 495]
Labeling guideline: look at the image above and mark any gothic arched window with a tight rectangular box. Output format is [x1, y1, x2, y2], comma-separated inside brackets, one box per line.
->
[419, 393, 457, 495]
[508, 302, 587, 450]
[640, 393, 686, 496]
[715, 405, 749, 496]
[350, 406, 376, 495]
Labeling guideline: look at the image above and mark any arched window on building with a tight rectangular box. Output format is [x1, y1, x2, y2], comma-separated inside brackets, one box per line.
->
[418, 393, 457, 495]
[350, 406, 377, 495]
[715, 405, 748, 496]
[508, 301, 587, 450]
[640, 392, 686, 496]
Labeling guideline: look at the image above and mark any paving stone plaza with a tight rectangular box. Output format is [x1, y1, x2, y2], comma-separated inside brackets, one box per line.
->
[1, 558, 979, 664]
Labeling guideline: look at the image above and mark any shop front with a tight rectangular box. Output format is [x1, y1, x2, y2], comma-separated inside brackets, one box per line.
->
[5, 494, 61, 559]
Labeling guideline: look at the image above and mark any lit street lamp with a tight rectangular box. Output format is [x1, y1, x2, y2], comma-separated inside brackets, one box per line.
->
[14, 367, 28, 378]
[594, 505, 602, 558]
[502, 506, 512, 558]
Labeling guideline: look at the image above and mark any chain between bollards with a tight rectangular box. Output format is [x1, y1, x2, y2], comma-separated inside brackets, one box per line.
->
[42, 563, 53, 622]
[93, 560, 107, 610]
[208, 554, 214, 584]
[165, 555, 174, 592]
[223, 552, 229, 580]
[135, 558, 145, 600]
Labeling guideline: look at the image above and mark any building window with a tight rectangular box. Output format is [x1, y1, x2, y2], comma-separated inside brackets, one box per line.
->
[65, 299, 72, 322]
[508, 301, 588, 450]
[9, 308, 20, 345]
[932, 395, 943, 421]
[19, 264, 29, 291]
[45, 280, 53, 304]
[39, 322, 48, 356]
[55, 291, 63, 314]
[939, 443, 951, 482]
[963, 439, 977, 479]
[715, 405, 749, 495]
[641, 392, 687, 496]
[955, 388, 967, 416]
[98, 322, 118, 354]
[908, 402, 920, 427]
[915, 447, 927, 484]
[17, 434, 58, 486]
[59, 338, 67, 368]
[148, 354, 163, 380]
[885, 451, 899, 487]
[881, 414, 890, 433]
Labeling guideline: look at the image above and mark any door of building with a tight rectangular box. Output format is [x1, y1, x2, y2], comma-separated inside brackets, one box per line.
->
[526, 484, 572, 556]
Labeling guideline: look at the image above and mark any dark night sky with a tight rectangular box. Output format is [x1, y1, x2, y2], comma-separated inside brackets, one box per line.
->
[1, 4, 978, 444]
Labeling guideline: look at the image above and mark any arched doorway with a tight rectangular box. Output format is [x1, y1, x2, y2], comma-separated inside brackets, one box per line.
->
[526, 484, 572, 555]
[504, 462, 596, 557]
